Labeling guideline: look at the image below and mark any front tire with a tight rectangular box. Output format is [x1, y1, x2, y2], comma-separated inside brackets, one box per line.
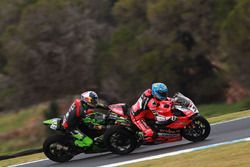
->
[181, 116, 210, 142]
[43, 134, 74, 163]
[104, 126, 137, 155]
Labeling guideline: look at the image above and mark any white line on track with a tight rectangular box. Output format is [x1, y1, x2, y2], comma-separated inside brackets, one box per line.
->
[99, 137, 250, 167]
[9, 115, 250, 167]
[8, 158, 48, 167]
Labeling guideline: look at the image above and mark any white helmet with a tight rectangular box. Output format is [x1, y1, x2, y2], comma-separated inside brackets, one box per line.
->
[80, 91, 98, 107]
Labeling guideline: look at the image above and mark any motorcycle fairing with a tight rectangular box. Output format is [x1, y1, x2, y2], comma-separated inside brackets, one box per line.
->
[43, 118, 61, 130]
[108, 103, 129, 118]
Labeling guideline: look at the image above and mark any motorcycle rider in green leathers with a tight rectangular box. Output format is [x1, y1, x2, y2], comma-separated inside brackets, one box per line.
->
[62, 91, 104, 148]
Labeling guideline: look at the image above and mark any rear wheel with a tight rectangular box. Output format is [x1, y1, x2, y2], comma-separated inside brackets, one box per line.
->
[181, 116, 210, 142]
[104, 126, 137, 155]
[43, 134, 74, 162]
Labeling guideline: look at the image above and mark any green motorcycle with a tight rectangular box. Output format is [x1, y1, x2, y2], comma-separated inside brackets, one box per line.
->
[43, 104, 141, 162]
[43, 112, 108, 163]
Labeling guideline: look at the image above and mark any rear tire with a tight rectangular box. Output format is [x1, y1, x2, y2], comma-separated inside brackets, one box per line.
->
[104, 126, 137, 155]
[181, 116, 210, 142]
[43, 134, 74, 162]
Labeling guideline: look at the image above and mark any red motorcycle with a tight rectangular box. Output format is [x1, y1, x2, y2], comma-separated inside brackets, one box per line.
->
[103, 92, 211, 154]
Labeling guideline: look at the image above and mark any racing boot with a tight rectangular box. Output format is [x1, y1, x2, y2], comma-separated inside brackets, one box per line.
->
[71, 130, 93, 148]
[94, 135, 104, 144]
[92, 135, 107, 152]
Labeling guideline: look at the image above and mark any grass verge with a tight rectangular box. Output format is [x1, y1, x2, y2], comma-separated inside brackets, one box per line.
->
[207, 109, 250, 124]
[0, 153, 46, 167]
[0, 103, 48, 155]
[122, 141, 250, 167]
[199, 98, 250, 117]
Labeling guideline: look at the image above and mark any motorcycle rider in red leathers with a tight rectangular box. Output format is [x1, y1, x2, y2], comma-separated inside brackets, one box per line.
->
[130, 83, 177, 142]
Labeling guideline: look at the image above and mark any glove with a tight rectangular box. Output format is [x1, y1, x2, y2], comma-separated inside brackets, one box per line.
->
[96, 103, 108, 109]
[93, 125, 105, 130]
[144, 129, 154, 137]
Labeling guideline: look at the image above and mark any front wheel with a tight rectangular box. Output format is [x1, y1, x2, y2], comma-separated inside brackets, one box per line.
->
[104, 126, 137, 155]
[43, 134, 74, 162]
[181, 116, 210, 142]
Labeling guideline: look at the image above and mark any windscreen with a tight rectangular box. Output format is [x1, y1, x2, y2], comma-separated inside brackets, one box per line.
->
[173, 92, 192, 108]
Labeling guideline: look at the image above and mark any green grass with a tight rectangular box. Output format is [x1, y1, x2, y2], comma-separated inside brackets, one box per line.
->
[122, 141, 250, 167]
[0, 103, 49, 155]
[0, 138, 43, 155]
[208, 109, 250, 124]
[198, 98, 250, 118]
[0, 153, 46, 167]
[0, 104, 46, 133]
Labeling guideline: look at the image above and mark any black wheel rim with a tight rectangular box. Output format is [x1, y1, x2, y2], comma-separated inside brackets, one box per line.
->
[49, 143, 70, 157]
[184, 119, 206, 138]
[110, 132, 132, 152]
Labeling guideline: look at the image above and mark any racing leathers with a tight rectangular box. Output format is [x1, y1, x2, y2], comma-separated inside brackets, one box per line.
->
[130, 89, 175, 142]
[62, 99, 95, 148]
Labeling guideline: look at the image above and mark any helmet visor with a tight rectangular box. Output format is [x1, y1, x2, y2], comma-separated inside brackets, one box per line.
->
[158, 91, 167, 99]
[84, 97, 97, 107]
[90, 98, 97, 106]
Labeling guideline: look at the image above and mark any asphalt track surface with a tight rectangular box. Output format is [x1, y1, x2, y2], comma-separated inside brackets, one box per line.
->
[16, 117, 250, 167]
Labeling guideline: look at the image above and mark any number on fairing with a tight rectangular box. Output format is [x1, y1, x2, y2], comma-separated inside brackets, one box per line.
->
[50, 124, 58, 130]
